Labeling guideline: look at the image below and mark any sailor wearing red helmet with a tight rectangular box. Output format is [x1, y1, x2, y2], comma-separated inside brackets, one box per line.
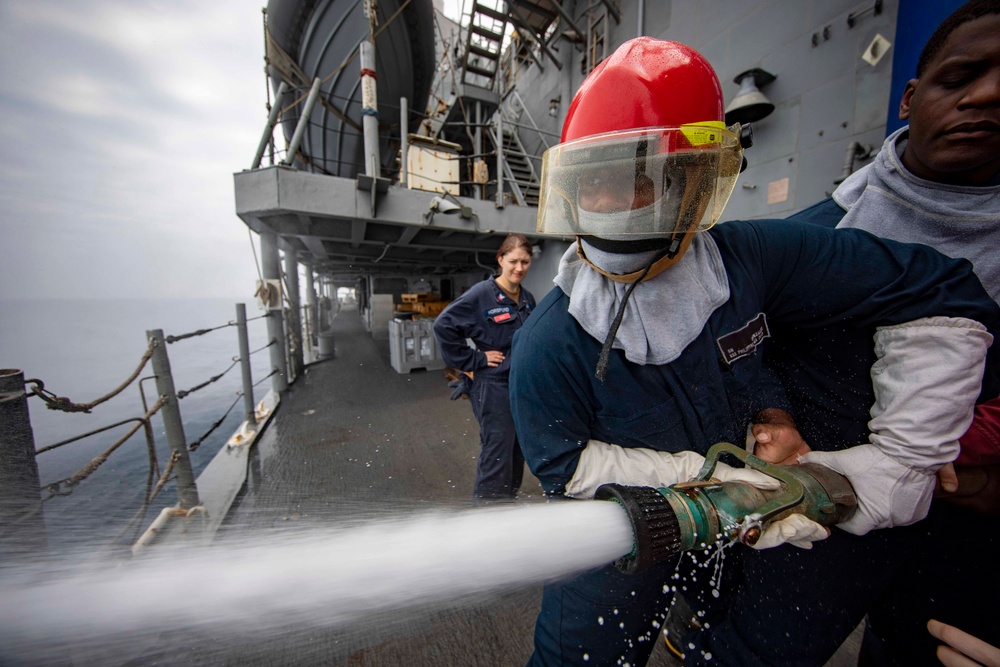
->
[509, 37, 1000, 666]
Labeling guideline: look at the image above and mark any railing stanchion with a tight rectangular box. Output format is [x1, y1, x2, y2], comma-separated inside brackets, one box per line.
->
[285, 250, 304, 379]
[147, 330, 200, 509]
[260, 229, 289, 394]
[235, 304, 256, 426]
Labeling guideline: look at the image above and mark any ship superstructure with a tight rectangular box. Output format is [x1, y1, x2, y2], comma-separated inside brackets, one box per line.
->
[235, 0, 955, 376]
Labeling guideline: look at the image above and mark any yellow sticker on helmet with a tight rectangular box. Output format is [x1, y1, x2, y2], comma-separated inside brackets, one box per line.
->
[679, 122, 727, 146]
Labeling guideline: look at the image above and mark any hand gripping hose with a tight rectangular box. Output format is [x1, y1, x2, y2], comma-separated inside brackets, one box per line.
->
[597, 443, 858, 574]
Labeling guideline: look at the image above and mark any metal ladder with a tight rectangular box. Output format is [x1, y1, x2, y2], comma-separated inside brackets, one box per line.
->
[460, 1, 509, 90]
[489, 100, 542, 207]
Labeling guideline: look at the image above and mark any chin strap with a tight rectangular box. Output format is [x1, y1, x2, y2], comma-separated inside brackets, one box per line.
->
[579, 232, 693, 381]
[576, 235, 687, 284]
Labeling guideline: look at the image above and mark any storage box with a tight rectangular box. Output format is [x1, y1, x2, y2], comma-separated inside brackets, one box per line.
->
[405, 135, 461, 195]
[388, 318, 446, 374]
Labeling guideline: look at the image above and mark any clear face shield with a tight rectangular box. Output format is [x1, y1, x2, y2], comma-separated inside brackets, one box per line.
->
[536, 123, 744, 240]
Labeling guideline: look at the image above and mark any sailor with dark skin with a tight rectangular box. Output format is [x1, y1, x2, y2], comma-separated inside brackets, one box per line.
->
[751, 3, 1000, 664]
[755, 1, 1000, 491]
[898, 13, 1000, 187]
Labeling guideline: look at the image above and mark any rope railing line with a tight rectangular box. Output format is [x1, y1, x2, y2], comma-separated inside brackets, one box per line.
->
[35, 417, 150, 456]
[113, 446, 171, 547]
[40, 396, 167, 501]
[253, 369, 278, 388]
[250, 339, 277, 356]
[9, 302, 272, 546]
[24, 339, 156, 413]
[148, 451, 180, 504]
[166, 320, 236, 344]
[187, 393, 243, 452]
[102, 441, 179, 540]
[176, 358, 240, 399]
[109, 405, 162, 547]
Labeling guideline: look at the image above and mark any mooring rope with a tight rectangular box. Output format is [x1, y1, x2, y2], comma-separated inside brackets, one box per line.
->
[40, 396, 167, 500]
[148, 451, 180, 504]
[24, 338, 157, 413]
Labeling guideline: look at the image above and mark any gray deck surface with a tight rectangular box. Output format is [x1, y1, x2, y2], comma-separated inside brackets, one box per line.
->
[184, 308, 858, 667]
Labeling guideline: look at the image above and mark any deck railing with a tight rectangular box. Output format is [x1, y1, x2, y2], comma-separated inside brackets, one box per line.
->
[0, 304, 274, 559]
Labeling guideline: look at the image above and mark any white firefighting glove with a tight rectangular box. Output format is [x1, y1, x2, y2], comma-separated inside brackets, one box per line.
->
[800, 445, 934, 535]
[564, 439, 780, 499]
[752, 514, 830, 550]
[801, 317, 992, 535]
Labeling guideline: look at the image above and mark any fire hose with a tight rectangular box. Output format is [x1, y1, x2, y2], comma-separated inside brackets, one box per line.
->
[596, 442, 858, 574]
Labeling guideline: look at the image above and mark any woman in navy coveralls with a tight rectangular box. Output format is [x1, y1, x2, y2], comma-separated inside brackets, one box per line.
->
[434, 234, 536, 500]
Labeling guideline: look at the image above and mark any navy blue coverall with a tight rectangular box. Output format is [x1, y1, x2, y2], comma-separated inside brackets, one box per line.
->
[434, 276, 536, 499]
[509, 219, 1000, 666]
[771, 198, 1000, 667]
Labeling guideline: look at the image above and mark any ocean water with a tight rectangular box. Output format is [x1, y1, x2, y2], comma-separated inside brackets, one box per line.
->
[0, 297, 274, 554]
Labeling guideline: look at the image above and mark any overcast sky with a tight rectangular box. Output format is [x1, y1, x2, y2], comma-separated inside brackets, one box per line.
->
[0, 1, 474, 301]
[0, 1, 268, 300]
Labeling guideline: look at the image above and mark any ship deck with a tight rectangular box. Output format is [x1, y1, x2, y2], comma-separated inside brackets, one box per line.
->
[203, 306, 685, 666]
[190, 307, 856, 666]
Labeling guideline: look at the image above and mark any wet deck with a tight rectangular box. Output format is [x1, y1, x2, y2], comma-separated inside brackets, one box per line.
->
[199, 307, 679, 666]
[206, 307, 857, 667]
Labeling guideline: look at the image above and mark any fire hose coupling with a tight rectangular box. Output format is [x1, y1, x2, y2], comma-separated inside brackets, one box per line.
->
[595, 484, 683, 575]
[597, 443, 858, 574]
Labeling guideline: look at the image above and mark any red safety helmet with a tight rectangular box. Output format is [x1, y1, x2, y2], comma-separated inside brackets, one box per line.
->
[561, 38, 725, 143]
[537, 38, 747, 242]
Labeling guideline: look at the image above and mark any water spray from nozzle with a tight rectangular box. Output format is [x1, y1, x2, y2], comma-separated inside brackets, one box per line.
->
[597, 442, 858, 574]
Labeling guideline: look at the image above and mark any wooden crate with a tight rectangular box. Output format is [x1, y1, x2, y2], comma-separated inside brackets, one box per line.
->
[416, 301, 449, 316]
[402, 293, 442, 303]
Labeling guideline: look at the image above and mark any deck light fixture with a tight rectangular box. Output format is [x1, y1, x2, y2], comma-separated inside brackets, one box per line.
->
[424, 192, 473, 225]
[725, 68, 776, 126]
